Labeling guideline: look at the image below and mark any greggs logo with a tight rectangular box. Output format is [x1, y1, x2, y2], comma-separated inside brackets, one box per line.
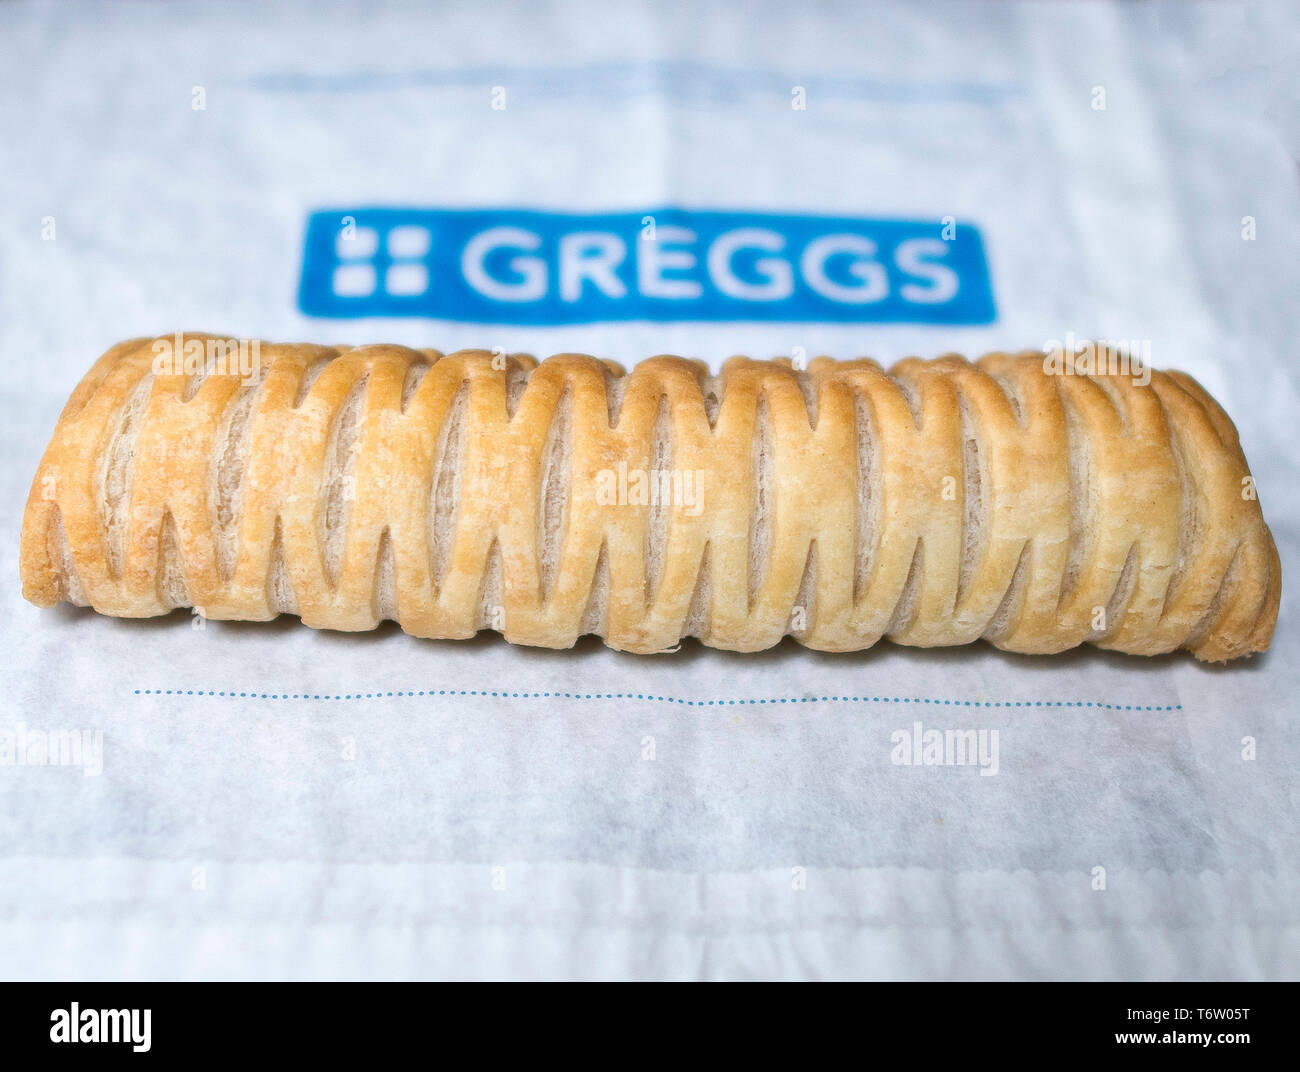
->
[299, 207, 995, 325]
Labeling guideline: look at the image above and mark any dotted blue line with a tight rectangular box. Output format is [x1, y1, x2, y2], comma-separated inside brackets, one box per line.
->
[133, 689, 1181, 711]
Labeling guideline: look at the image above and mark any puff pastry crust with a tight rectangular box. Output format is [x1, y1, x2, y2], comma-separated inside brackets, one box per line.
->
[20, 335, 1280, 661]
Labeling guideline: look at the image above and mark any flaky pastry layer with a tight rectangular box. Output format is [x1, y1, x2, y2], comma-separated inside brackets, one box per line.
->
[20, 336, 1280, 660]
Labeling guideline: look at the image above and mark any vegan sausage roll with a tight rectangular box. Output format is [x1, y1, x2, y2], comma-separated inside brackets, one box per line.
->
[20, 335, 1280, 661]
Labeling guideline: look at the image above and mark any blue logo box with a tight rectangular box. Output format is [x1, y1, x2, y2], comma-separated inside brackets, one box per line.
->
[299, 207, 995, 325]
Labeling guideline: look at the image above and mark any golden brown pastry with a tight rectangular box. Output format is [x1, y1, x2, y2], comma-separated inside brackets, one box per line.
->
[20, 335, 1280, 661]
